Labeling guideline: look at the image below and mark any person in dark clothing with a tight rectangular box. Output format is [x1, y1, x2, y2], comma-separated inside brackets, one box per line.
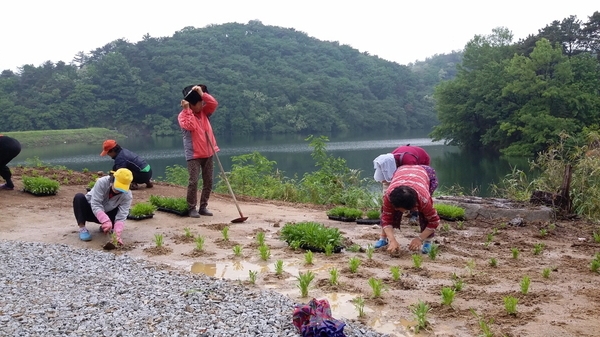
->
[100, 140, 153, 190]
[0, 135, 22, 190]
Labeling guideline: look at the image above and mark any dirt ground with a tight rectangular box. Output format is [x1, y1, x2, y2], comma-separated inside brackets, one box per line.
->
[1, 167, 599, 337]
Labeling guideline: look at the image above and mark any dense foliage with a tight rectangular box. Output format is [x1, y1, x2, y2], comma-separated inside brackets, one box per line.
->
[431, 12, 600, 156]
[0, 21, 453, 136]
[279, 221, 344, 251]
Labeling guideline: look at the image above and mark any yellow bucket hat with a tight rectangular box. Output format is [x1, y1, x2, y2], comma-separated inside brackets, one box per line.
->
[112, 168, 133, 193]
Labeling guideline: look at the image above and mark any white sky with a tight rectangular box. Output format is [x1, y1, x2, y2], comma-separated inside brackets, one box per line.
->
[1, 1, 598, 72]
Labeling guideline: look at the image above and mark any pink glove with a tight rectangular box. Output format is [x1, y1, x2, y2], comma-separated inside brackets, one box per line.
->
[96, 211, 112, 234]
[114, 221, 124, 244]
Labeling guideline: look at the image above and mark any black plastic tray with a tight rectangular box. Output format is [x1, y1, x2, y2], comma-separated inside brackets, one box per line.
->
[156, 207, 189, 217]
[356, 219, 381, 225]
[327, 215, 357, 222]
[127, 214, 154, 220]
[24, 190, 57, 197]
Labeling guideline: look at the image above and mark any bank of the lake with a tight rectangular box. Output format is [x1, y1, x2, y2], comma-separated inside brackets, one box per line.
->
[1, 128, 123, 147]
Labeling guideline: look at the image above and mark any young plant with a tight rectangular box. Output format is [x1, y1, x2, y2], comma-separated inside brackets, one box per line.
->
[22, 176, 60, 195]
[110, 232, 119, 246]
[149, 195, 189, 213]
[365, 244, 374, 260]
[129, 202, 156, 217]
[520, 275, 531, 295]
[390, 266, 402, 281]
[258, 244, 271, 261]
[329, 267, 339, 286]
[352, 296, 366, 318]
[366, 209, 380, 220]
[324, 243, 334, 256]
[427, 243, 439, 260]
[274, 260, 284, 276]
[465, 259, 475, 276]
[440, 287, 456, 306]
[195, 236, 205, 251]
[470, 309, 494, 337]
[290, 240, 301, 251]
[368, 277, 385, 298]
[412, 254, 422, 269]
[511, 247, 519, 259]
[542, 268, 551, 278]
[304, 250, 314, 265]
[593, 231, 600, 243]
[489, 258, 498, 268]
[441, 223, 451, 232]
[221, 226, 230, 241]
[183, 227, 193, 238]
[347, 244, 362, 253]
[486, 233, 494, 243]
[456, 220, 465, 230]
[153, 234, 164, 248]
[232, 245, 243, 257]
[433, 203, 466, 220]
[411, 300, 430, 333]
[256, 231, 266, 246]
[280, 222, 343, 252]
[503, 296, 518, 315]
[491, 227, 499, 236]
[591, 259, 600, 273]
[539, 228, 548, 237]
[348, 257, 361, 273]
[533, 243, 545, 255]
[548, 223, 556, 231]
[452, 274, 464, 291]
[248, 270, 258, 284]
[296, 270, 315, 298]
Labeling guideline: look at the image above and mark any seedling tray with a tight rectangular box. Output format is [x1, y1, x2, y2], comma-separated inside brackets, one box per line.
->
[23, 190, 57, 197]
[439, 215, 465, 221]
[127, 214, 154, 221]
[356, 219, 381, 225]
[327, 215, 357, 222]
[156, 207, 189, 217]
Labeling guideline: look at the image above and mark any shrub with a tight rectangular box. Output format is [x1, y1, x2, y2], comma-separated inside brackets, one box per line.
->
[366, 209, 381, 219]
[149, 195, 188, 213]
[326, 206, 363, 219]
[129, 202, 157, 217]
[22, 176, 60, 195]
[280, 221, 343, 252]
[434, 203, 466, 220]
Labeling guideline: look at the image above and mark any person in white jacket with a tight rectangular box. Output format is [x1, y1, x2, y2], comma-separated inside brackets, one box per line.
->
[72, 168, 133, 243]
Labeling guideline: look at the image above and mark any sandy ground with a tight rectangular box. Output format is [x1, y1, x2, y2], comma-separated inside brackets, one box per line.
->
[1, 167, 599, 337]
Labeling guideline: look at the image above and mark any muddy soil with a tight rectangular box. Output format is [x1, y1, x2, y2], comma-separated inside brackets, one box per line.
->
[1, 167, 599, 337]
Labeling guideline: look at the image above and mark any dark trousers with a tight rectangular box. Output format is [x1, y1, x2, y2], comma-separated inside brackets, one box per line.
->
[73, 193, 118, 226]
[133, 169, 152, 184]
[392, 211, 434, 239]
[186, 157, 214, 211]
[0, 136, 22, 187]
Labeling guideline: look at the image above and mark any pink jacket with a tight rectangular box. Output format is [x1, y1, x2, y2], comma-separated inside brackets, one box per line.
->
[178, 93, 219, 160]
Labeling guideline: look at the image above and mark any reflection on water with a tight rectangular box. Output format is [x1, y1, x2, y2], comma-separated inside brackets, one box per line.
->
[11, 130, 530, 196]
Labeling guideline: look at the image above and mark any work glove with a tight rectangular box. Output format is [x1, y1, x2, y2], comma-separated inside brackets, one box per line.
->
[114, 221, 124, 245]
[96, 211, 112, 234]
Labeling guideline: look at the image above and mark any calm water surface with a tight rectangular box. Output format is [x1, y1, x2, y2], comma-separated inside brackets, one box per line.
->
[12, 130, 529, 196]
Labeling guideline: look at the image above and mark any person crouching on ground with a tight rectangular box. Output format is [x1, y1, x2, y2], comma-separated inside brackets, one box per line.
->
[0, 135, 22, 190]
[379, 165, 440, 253]
[73, 168, 133, 243]
[100, 140, 153, 190]
[178, 84, 219, 218]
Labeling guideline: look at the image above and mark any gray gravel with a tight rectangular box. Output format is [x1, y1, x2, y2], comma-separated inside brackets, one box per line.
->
[0, 240, 389, 337]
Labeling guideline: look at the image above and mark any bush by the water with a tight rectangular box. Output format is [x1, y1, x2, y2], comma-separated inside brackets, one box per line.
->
[149, 195, 188, 213]
[22, 176, 60, 195]
[434, 203, 466, 220]
[280, 221, 344, 252]
[130, 202, 157, 217]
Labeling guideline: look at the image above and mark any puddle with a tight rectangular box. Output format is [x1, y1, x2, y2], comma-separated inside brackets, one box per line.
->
[191, 260, 301, 280]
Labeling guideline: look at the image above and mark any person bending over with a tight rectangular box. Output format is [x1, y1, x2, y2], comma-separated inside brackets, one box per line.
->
[100, 140, 153, 190]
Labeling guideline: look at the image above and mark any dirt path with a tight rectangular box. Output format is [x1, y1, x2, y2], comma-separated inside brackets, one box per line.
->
[1, 169, 599, 337]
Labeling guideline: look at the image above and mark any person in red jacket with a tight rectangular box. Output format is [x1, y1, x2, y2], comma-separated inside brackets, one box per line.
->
[178, 84, 219, 218]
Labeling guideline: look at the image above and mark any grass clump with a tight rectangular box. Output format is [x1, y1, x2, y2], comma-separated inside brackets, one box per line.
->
[590, 254, 600, 273]
[411, 300, 430, 333]
[304, 250, 314, 265]
[533, 243, 545, 255]
[129, 202, 156, 217]
[274, 260, 284, 276]
[433, 203, 466, 220]
[390, 266, 402, 281]
[542, 268, 551, 278]
[427, 243, 439, 260]
[348, 257, 361, 273]
[511, 247, 519, 259]
[504, 296, 518, 315]
[368, 278, 386, 298]
[232, 245, 242, 257]
[520, 276, 531, 294]
[366, 209, 381, 219]
[329, 267, 339, 286]
[195, 236, 205, 251]
[440, 287, 455, 306]
[22, 176, 60, 195]
[149, 195, 189, 213]
[327, 206, 363, 219]
[352, 297, 366, 318]
[412, 254, 423, 269]
[280, 221, 343, 252]
[153, 234, 164, 248]
[296, 271, 315, 298]
[258, 244, 271, 261]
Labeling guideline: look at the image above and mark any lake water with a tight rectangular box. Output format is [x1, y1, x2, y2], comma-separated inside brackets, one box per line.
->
[11, 130, 529, 196]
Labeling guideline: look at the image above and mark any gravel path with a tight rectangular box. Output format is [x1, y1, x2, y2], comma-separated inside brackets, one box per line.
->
[0, 241, 390, 337]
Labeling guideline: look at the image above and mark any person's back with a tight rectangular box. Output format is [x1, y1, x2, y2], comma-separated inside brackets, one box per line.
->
[392, 145, 430, 166]
[113, 148, 148, 173]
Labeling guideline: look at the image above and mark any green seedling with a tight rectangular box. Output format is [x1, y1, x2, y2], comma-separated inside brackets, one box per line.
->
[452, 274, 464, 291]
[153, 234, 164, 248]
[110, 232, 119, 246]
[593, 231, 600, 243]
[441, 223, 451, 232]
[539, 228, 548, 237]
[221, 226, 230, 241]
[456, 221, 465, 230]
[329, 267, 339, 286]
[465, 259, 475, 276]
[390, 266, 402, 281]
[412, 254, 423, 269]
[411, 300, 430, 333]
[511, 247, 519, 259]
[533, 243, 545, 255]
[296, 270, 315, 298]
[365, 244, 374, 260]
[256, 232, 266, 246]
[304, 250, 314, 265]
[349, 257, 361, 273]
[542, 268, 551, 278]
[491, 228, 499, 236]
[274, 260, 284, 276]
[290, 240, 301, 250]
[489, 258, 498, 268]
[486, 233, 494, 243]
[195, 236, 205, 251]
[590, 258, 600, 273]
[470, 309, 494, 337]
[232, 245, 243, 257]
[504, 296, 518, 315]
[520, 275, 531, 294]
[248, 270, 258, 284]
[347, 244, 362, 253]
[183, 227, 193, 238]
[258, 244, 271, 261]
[427, 243, 439, 260]
[440, 287, 455, 306]
[368, 277, 386, 298]
[548, 223, 556, 231]
[324, 243, 334, 256]
[352, 296, 366, 317]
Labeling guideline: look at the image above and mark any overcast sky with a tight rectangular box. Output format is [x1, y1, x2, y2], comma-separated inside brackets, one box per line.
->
[1, 1, 598, 72]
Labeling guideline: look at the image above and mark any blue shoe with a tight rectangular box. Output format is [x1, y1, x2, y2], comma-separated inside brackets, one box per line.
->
[374, 238, 388, 249]
[79, 227, 92, 241]
[421, 240, 432, 254]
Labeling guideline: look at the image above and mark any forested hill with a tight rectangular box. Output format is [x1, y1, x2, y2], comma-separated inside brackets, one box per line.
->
[0, 21, 459, 136]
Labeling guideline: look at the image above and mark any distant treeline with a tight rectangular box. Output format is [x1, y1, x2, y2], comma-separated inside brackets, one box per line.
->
[0, 20, 459, 137]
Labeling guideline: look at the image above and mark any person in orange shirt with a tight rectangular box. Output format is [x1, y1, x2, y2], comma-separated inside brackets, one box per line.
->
[178, 84, 219, 218]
